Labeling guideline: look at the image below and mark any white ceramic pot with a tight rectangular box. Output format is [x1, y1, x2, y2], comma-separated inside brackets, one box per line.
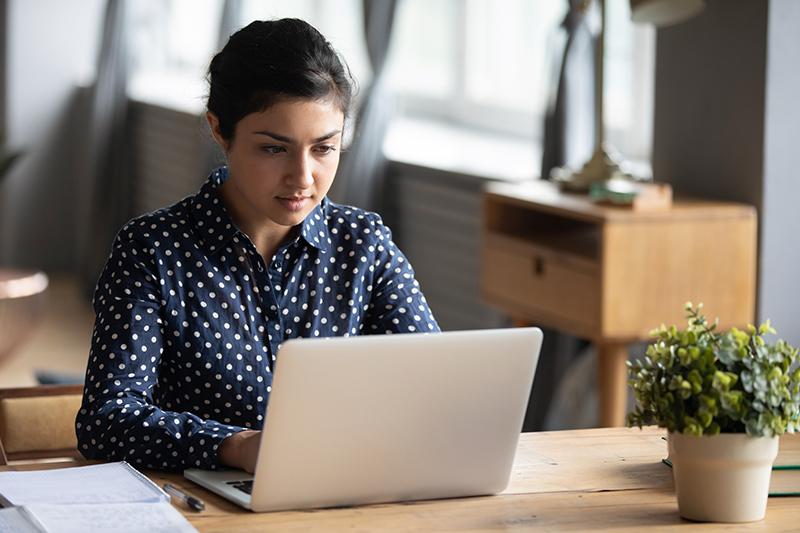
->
[669, 431, 779, 522]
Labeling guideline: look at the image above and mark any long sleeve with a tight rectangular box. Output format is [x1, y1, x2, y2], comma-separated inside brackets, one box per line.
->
[364, 215, 440, 334]
[75, 227, 245, 471]
[76, 170, 444, 472]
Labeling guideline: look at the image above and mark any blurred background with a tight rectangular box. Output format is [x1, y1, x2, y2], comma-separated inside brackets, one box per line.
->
[0, 0, 798, 430]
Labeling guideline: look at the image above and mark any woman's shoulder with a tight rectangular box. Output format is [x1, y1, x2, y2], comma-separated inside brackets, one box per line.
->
[321, 198, 390, 238]
[113, 197, 194, 249]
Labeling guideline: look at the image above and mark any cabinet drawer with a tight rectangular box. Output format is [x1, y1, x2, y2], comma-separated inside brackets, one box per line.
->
[482, 234, 600, 333]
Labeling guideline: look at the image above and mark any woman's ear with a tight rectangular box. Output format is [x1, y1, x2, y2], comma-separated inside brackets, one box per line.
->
[206, 112, 230, 152]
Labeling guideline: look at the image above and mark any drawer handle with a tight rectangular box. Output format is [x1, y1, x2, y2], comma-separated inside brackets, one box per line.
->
[533, 256, 545, 276]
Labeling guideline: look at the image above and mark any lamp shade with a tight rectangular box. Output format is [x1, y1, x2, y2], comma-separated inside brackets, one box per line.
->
[630, 0, 705, 26]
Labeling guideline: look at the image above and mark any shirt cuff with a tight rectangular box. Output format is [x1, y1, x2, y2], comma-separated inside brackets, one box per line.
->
[188, 419, 248, 470]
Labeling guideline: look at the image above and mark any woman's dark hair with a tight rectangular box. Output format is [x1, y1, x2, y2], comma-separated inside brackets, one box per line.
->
[207, 18, 354, 141]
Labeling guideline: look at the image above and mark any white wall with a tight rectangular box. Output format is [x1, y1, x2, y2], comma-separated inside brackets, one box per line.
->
[652, 0, 800, 345]
[1, 0, 104, 270]
[760, 0, 800, 346]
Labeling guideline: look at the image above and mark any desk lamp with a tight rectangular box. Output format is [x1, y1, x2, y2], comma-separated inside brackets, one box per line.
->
[551, 0, 705, 192]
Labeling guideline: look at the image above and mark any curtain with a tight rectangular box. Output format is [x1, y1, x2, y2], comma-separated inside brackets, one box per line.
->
[78, 0, 130, 299]
[527, 0, 601, 430]
[540, 0, 601, 179]
[328, 0, 398, 211]
[218, 0, 243, 49]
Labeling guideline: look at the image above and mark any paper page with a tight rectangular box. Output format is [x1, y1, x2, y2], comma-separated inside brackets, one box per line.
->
[25, 502, 197, 533]
[0, 507, 42, 533]
[0, 462, 166, 506]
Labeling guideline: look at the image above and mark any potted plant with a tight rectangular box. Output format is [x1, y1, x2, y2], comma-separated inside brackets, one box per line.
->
[628, 303, 800, 523]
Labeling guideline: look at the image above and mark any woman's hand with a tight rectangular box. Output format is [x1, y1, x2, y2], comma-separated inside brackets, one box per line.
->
[218, 430, 262, 473]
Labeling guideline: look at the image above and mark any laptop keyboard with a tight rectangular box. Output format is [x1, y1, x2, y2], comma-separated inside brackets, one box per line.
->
[226, 480, 253, 495]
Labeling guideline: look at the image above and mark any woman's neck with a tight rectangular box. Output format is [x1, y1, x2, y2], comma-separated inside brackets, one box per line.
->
[219, 181, 295, 262]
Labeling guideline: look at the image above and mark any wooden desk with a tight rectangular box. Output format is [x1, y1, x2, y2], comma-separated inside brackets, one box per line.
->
[5, 428, 799, 531]
[480, 181, 757, 426]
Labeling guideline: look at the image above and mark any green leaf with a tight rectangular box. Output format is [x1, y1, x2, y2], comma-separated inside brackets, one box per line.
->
[627, 303, 800, 437]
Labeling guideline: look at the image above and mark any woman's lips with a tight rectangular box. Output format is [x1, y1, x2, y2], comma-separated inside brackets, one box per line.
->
[277, 196, 310, 212]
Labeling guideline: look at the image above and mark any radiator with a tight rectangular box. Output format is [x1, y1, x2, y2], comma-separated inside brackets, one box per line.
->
[129, 101, 218, 216]
[386, 164, 508, 332]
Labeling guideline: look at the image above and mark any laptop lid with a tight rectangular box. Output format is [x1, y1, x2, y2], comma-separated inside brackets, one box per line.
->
[248, 327, 542, 512]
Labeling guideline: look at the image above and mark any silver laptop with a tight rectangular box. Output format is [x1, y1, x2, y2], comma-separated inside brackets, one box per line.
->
[184, 327, 542, 512]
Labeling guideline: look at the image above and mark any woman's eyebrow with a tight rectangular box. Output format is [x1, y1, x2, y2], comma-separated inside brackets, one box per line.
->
[253, 130, 342, 144]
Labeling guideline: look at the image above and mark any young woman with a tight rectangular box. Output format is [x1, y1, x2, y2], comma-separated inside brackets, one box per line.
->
[76, 19, 439, 473]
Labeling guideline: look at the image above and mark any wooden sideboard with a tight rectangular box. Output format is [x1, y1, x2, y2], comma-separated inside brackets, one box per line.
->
[481, 180, 757, 426]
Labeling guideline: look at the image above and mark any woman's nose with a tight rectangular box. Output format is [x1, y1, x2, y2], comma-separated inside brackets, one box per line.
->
[287, 152, 314, 189]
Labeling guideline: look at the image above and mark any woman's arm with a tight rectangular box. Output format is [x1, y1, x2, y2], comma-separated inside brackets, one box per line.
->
[362, 215, 440, 335]
[75, 228, 246, 471]
[218, 429, 261, 473]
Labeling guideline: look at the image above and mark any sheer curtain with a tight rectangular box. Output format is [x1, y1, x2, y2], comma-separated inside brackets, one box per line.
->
[541, 0, 601, 179]
[218, 0, 243, 48]
[78, 0, 130, 299]
[328, 0, 397, 211]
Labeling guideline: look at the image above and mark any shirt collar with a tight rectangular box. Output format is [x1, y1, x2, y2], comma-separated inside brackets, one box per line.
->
[300, 198, 332, 252]
[190, 167, 331, 255]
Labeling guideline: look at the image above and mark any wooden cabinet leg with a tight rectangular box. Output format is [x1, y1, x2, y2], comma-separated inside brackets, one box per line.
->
[596, 343, 629, 427]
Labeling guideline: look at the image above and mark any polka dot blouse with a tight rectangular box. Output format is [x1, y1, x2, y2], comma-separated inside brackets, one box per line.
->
[75, 166, 440, 471]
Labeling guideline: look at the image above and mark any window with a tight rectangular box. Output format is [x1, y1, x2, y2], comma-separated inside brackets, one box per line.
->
[128, 0, 223, 113]
[604, 0, 655, 162]
[127, 0, 654, 163]
[387, 0, 655, 162]
[128, 0, 369, 113]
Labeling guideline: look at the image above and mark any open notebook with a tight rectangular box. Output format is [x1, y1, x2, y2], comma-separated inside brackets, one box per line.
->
[0, 462, 196, 533]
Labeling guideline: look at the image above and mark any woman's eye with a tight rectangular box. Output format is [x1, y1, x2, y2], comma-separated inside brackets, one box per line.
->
[315, 145, 337, 155]
[260, 145, 286, 155]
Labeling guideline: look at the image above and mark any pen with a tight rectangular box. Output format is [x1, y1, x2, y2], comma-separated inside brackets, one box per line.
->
[163, 482, 206, 512]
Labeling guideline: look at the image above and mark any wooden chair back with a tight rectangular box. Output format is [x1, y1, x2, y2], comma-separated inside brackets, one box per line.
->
[0, 384, 84, 465]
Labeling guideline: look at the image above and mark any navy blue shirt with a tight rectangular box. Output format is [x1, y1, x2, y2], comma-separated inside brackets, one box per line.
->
[76, 167, 440, 471]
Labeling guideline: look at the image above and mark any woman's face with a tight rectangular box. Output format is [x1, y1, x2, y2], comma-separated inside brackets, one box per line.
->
[209, 97, 345, 230]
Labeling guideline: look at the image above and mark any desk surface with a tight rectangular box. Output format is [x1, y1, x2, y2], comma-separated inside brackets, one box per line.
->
[4, 427, 799, 531]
